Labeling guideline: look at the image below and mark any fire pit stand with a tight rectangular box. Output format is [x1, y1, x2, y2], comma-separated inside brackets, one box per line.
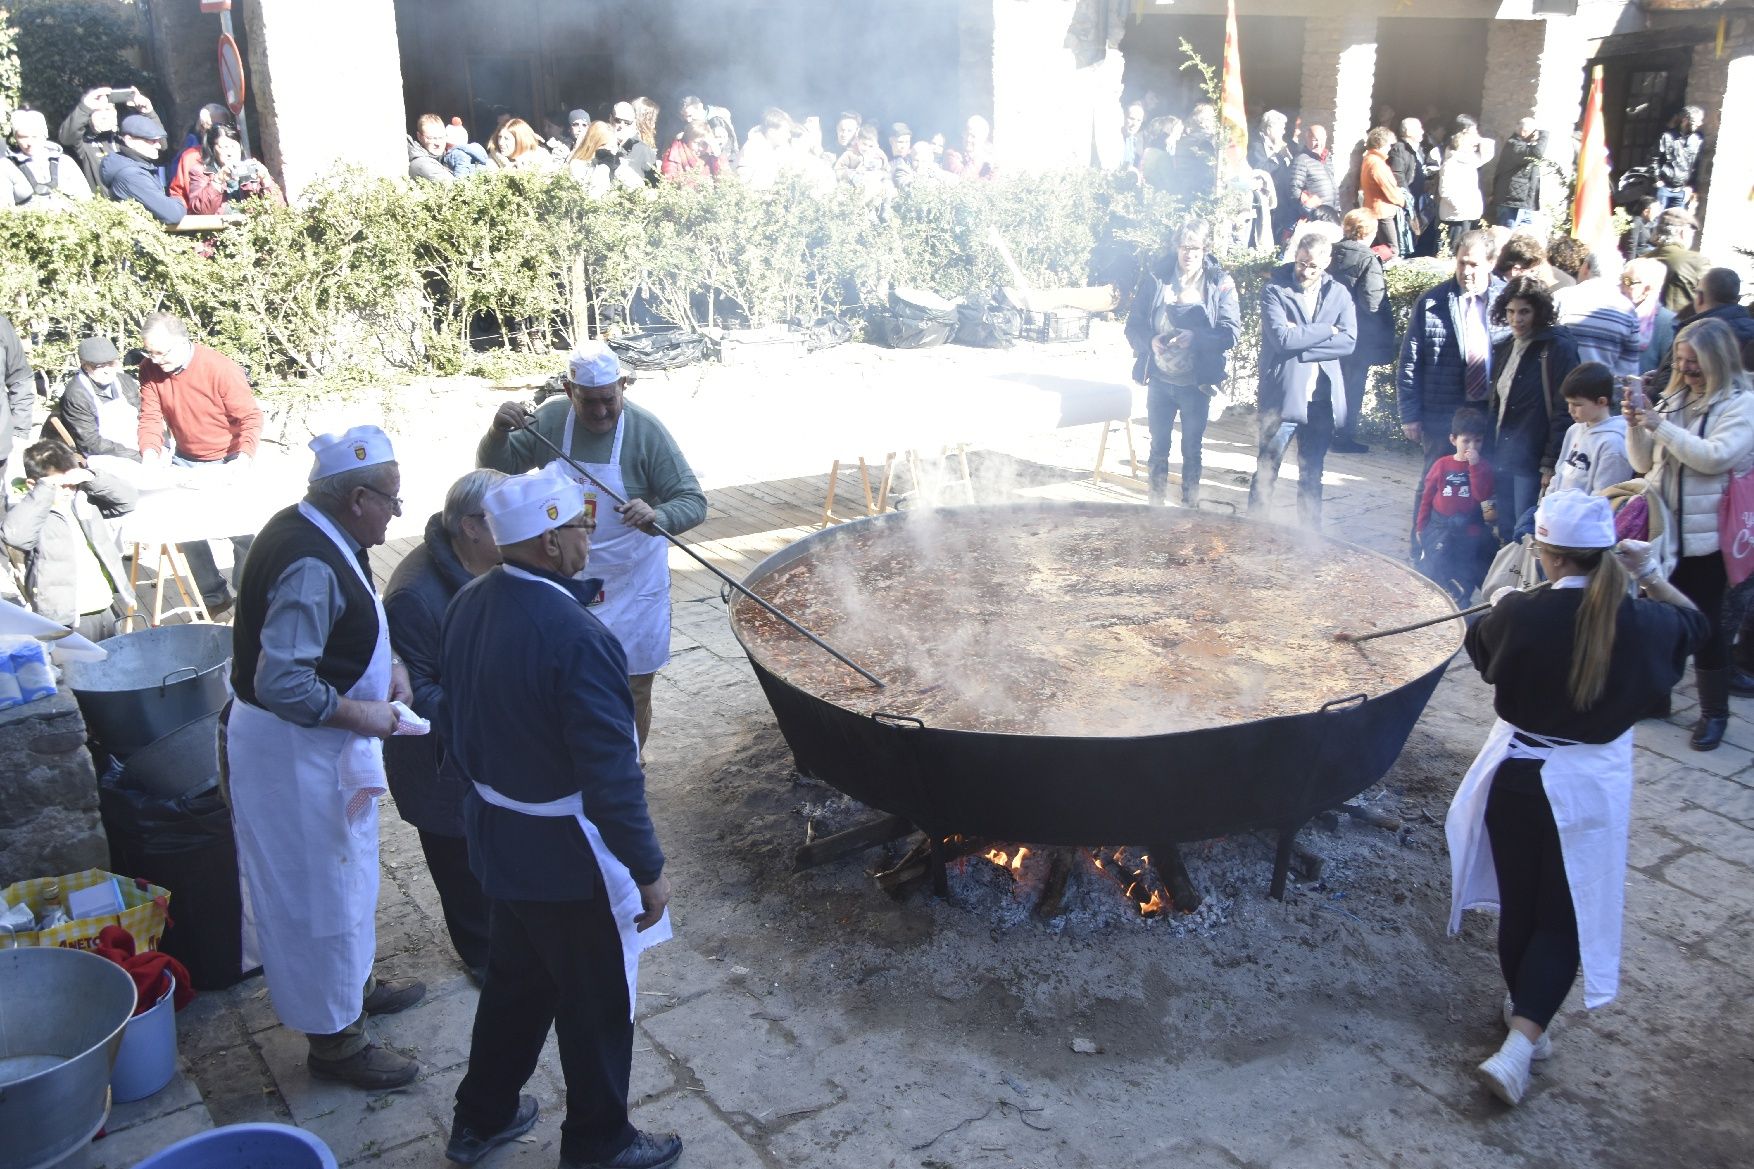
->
[793, 810, 1362, 911]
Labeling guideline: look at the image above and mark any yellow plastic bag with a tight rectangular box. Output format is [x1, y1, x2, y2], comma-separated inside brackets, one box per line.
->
[0, 868, 170, 952]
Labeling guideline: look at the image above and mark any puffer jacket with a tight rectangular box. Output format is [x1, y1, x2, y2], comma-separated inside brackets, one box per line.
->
[382, 512, 478, 836]
[1, 471, 137, 625]
[1627, 383, 1754, 569]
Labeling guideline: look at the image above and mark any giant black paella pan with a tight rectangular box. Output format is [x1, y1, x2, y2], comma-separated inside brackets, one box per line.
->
[729, 502, 1460, 849]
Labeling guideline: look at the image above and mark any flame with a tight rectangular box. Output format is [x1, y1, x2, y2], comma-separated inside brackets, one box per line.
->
[1137, 890, 1167, 916]
[981, 846, 1030, 872]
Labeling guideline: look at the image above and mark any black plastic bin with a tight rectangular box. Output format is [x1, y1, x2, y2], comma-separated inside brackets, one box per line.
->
[99, 726, 256, 991]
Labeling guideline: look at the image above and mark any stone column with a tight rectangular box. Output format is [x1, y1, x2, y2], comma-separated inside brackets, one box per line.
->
[1299, 13, 1377, 163]
[1689, 17, 1754, 274]
[967, 0, 1123, 173]
[0, 690, 107, 889]
[1479, 15, 1590, 228]
[242, 0, 409, 201]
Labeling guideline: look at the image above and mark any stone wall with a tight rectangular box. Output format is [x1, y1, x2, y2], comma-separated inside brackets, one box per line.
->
[241, 0, 408, 201]
[137, 0, 224, 152]
[0, 689, 107, 890]
[1298, 12, 1377, 209]
[1687, 17, 1754, 275]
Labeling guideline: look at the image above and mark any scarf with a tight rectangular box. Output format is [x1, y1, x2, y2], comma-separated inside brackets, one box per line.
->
[1633, 295, 1659, 351]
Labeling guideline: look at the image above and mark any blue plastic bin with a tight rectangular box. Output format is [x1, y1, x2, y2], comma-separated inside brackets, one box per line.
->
[132, 1124, 338, 1169]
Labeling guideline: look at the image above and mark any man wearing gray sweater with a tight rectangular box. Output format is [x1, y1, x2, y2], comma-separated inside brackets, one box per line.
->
[477, 343, 705, 748]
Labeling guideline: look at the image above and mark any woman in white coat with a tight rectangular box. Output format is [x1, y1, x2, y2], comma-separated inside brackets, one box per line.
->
[1436, 117, 1493, 253]
[1625, 317, 1754, 749]
[1447, 493, 1705, 1106]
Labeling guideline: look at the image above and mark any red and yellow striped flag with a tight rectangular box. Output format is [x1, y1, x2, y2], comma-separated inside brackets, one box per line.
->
[1572, 65, 1615, 257]
[1217, 0, 1248, 192]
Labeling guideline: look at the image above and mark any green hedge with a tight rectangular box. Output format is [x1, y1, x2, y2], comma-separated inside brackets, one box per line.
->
[0, 167, 1446, 441]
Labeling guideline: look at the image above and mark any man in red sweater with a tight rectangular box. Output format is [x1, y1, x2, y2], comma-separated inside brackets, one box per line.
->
[137, 311, 264, 614]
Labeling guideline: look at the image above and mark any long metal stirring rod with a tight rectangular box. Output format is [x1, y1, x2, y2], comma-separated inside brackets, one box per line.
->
[511, 415, 886, 689]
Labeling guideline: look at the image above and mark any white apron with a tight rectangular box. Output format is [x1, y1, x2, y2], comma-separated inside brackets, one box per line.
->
[1445, 716, 1634, 1009]
[484, 564, 673, 1017]
[227, 501, 391, 1034]
[550, 409, 671, 675]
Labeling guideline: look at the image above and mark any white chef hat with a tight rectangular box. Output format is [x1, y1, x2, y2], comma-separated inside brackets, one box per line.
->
[308, 425, 396, 482]
[566, 341, 626, 388]
[1535, 489, 1616, 550]
[482, 464, 586, 546]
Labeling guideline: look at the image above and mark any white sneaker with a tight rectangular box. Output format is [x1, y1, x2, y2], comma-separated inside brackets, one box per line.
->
[1502, 994, 1553, 1060]
[1477, 1030, 1535, 1106]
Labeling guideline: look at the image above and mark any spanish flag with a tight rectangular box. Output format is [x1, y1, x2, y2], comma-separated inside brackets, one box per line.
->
[1217, 0, 1248, 192]
[1572, 65, 1614, 257]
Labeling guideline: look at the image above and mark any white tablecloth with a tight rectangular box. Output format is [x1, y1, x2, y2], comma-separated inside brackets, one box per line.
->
[111, 463, 278, 546]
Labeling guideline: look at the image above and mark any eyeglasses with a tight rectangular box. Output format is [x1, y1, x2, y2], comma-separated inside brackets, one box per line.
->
[360, 483, 403, 512]
[555, 521, 595, 531]
[613, 118, 633, 126]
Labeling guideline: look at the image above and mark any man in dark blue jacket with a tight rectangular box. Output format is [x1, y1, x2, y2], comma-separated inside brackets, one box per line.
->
[441, 465, 681, 1169]
[1124, 218, 1241, 507]
[99, 114, 184, 225]
[1396, 231, 1506, 554]
[1247, 233, 1357, 530]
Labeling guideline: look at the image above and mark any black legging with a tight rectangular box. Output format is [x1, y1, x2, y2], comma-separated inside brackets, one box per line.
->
[1484, 759, 1579, 1030]
[1671, 553, 1730, 669]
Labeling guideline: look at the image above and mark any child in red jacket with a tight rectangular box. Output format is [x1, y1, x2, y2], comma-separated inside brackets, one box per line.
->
[1417, 406, 1497, 603]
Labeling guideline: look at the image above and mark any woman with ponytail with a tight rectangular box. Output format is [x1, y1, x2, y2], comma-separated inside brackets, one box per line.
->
[1445, 491, 1706, 1108]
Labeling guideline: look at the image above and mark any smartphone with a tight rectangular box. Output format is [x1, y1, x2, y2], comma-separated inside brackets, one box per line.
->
[1618, 373, 1647, 413]
[106, 87, 139, 106]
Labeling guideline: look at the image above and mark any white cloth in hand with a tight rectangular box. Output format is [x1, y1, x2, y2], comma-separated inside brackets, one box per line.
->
[390, 700, 430, 736]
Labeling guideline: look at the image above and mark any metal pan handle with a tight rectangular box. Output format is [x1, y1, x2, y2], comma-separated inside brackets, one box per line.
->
[1197, 498, 1239, 515]
[1319, 693, 1368, 714]
[161, 666, 202, 693]
[872, 711, 925, 730]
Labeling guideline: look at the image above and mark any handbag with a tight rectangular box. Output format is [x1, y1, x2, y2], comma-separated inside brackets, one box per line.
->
[1718, 462, 1754, 586]
[1481, 534, 1541, 599]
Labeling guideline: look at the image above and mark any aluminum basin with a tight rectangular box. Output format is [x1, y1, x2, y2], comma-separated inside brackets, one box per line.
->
[0, 946, 138, 1169]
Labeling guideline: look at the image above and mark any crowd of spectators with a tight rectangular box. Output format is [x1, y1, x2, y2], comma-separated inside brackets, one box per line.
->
[3, 85, 282, 224]
[405, 93, 999, 205]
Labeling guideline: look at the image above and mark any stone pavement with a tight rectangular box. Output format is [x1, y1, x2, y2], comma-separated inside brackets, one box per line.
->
[92, 327, 1754, 1168]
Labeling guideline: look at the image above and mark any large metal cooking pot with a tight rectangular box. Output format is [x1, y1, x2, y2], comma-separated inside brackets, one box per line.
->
[729, 502, 1459, 855]
[62, 624, 231, 759]
[0, 946, 138, 1169]
[118, 712, 222, 800]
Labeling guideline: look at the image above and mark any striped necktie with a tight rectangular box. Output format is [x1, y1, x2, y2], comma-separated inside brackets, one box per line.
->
[1462, 295, 1490, 401]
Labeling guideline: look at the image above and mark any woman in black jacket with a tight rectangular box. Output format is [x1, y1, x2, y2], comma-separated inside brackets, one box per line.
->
[1124, 218, 1242, 507]
[382, 468, 506, 982]
[1326, 209, 1396, 453]
[1487, 277, 1582, 541]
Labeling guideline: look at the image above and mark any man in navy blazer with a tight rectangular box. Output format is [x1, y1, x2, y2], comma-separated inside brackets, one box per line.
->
[1248, 232, 1357, 529]
[1395, 231, 1507, 553]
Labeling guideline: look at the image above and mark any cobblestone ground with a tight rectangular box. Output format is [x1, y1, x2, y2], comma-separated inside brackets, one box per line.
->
[93, 325, 1753, 1168]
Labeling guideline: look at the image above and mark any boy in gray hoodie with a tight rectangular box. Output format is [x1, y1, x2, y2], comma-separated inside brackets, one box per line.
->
[1553, 363, 1634, 494]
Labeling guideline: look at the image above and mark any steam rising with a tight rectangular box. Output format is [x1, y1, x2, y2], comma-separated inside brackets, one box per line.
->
[735, 502, 1459, 738]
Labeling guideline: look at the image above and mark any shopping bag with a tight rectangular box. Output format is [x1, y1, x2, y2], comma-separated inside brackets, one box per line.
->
[1718, 466, 1754, 586]
[0, 868, 170, 952]
[1481, 534, 1541, 599]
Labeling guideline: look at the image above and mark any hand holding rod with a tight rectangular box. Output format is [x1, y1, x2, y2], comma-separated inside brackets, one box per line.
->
[510, 413, 886, 689]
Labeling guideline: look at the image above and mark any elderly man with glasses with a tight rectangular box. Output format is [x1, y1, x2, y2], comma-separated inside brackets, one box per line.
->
[226, 425, 427, 1090]
[478, 343, 704, 750]
[136, 310, 263, 614]
[438, 464, 680, 1169]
